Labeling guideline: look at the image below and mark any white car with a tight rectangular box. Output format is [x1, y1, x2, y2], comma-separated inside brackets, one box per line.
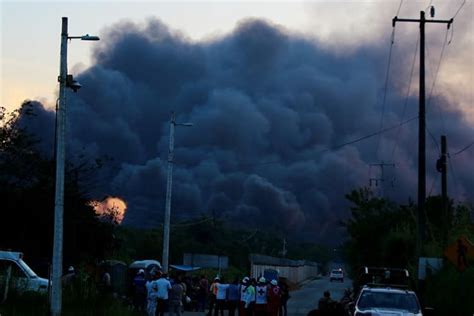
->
[354, 286, 423, 316]
[329, 268, 344, 282]
[0, 250, 49, 294]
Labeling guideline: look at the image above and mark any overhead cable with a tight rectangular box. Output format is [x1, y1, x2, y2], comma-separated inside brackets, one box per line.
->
[391, 35, 419, 160]
[375, 27, 396, 159]
[453, 141, 474, 156]
[238, 116, 418, 168]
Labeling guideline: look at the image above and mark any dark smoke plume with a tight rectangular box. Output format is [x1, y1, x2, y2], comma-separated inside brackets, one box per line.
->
[20, 18, 474, 243]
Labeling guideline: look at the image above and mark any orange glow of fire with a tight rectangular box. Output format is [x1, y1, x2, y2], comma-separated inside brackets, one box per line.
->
[90, 197, 127, 224]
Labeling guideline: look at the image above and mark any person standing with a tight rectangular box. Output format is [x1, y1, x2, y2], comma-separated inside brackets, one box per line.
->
[155, 273, 172, 316]
[197, 275, 209, 312]
[243, 278, 256, 316]
[239, 277, 250, 316]
[254, 277, 268, 316]
[214, 277, 229, 316]
[318, 290, 335, 314]
[169, 275, 185, 316]
[207, 276, 219, 316]
[133, 269, 147, 312]
[278, 279, 289, 316]
[227, 278, 240, 316]
[266, 280, 280, 316]
[146, 274, 159, 316]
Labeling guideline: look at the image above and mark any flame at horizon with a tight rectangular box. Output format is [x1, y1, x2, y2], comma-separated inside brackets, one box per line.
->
[90, 196, 127, 224]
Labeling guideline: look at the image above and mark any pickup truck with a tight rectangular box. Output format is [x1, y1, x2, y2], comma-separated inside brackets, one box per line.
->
[0, 250, 49, 294]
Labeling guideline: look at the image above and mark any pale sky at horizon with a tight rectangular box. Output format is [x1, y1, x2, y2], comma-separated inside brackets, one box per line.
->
[1, 0, 472, 121]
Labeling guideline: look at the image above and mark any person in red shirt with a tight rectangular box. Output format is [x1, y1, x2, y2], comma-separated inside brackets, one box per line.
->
[267, 279, 281, 316]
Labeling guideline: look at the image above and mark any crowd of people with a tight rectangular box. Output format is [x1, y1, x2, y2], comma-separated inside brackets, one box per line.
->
[131, 270, 290, 316]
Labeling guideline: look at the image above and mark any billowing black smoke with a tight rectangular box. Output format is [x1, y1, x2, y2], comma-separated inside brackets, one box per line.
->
[21, 18, 474, 243]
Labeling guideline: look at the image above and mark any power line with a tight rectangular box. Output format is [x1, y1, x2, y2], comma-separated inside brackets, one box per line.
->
[447, 154, 461, 201]
[426, 125, 441, 153]
[396, 0, 404, 16]
[239, 116, 418, 168]
[453, 0, 467, 18]
[453, 141, 474, 155]
[391, 35, 419, 160]
[426, 28, 449, 136]
[375, 26, 396, 160]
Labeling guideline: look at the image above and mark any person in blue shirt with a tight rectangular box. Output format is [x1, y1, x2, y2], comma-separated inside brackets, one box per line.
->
[227, 278, 240, 316]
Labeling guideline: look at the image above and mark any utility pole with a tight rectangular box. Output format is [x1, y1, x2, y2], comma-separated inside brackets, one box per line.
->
[162, 112, 175, 274]
[51, 18, 68, 316]
[369, 162, 395, 198]
[51, 17, 99, 316]
[437, 135, 448, 246]
[162, 112, 192, 274]
[393, 10, 453, 281]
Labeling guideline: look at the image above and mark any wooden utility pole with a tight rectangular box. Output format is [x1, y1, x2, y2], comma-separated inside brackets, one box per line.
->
[393, 10, 453, 280]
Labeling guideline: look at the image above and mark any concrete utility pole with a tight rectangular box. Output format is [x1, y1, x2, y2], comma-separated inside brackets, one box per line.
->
[393, 10, 453, 280]
[51, 17, 99, 316]
[162, 112, 192, 273]
[51, 17, 69, 316]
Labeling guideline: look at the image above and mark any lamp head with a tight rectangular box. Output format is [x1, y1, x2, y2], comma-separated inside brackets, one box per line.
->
[81, 34, 100, 41]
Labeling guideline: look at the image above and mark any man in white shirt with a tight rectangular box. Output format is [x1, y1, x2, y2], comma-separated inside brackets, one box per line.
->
[155, 273, 172, 316]
[255, 277, 268, 316]
[214, 277, 229, 316]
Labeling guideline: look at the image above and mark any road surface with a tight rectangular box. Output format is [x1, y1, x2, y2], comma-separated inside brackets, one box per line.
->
[287, 276, 351, 316]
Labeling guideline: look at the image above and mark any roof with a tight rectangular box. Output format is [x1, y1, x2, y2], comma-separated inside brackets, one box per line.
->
[129, 260, 162, 269]
[0, 250, 23, 260]
[361, 286, 415, 294]
[170, 264, 201, 272]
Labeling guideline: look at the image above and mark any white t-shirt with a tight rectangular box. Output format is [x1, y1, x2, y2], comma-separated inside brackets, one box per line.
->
[146, 280, 158, 300]
[240, 284, 247, 301]
[215, 283, 229, 300]
[155, 278, 172, 299]
[255, 285, 268, 304]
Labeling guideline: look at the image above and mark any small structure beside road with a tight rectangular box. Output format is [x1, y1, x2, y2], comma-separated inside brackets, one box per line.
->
[249, 253, 319, 284]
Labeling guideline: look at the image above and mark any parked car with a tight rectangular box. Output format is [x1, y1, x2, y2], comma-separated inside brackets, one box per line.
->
[0, 250, 49, 294]
[329, 268, 344, 282]
[351, 267, 434, 316]
[353, 286, 424, 315]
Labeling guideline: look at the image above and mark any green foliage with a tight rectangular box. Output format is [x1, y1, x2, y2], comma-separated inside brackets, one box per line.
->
[0, 281, 137, 316]
[343, 187, 474, 314]
[343, 188, 417, 276]
[424, 265, 474, 316]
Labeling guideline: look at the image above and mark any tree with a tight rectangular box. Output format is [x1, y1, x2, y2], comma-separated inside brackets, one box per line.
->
[0, 103, 116, 274]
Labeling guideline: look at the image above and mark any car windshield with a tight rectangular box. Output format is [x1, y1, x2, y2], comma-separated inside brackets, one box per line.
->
[18, 259, 38, 278]
[331, 270, 342, 275]
[358, 291, 420, 313]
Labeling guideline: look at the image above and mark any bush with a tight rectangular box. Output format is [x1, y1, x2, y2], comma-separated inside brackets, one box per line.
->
[423, 264, 474, 316]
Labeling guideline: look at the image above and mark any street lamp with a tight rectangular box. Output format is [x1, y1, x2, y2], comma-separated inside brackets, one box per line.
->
[50, 17, 99, 316]
[162, 111, 192, 273]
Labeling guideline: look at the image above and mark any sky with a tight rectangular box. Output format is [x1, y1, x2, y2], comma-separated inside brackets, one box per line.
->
[2, 1, 471, 117]
[1, 0, 473, 243]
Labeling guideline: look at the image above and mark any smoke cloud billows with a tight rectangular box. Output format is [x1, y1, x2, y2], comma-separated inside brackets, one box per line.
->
[21, 18, 473, 243]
